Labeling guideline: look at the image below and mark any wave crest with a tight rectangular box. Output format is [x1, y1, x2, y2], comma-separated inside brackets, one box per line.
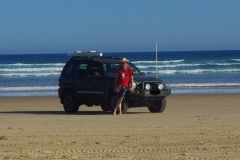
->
[133, 59, 184, 64]
[169, 83, 240, 87]
[0, 86, 58, 91]
[142, 69, 240, 74]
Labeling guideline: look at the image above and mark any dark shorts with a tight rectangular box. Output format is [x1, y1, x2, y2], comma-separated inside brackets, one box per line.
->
[116, 85, 128, 98]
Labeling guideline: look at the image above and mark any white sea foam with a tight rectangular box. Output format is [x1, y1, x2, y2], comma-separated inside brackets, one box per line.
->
[0, 67, 62, 72]
[0, 86, 58, 91]
[0, 65, 62, 77]
[231, 59, 240, 62]
[207, 62, 240, 66]
[142, 69, 240, 74]
[0, 72, 60, 77]
[0, 63, 65, 67]
[136, 63, 240, 69]
[168, 83, 240, 87]
[0, 63, 64, 78]
[136, 63, 204, 68]
[133, 59, 184, 64]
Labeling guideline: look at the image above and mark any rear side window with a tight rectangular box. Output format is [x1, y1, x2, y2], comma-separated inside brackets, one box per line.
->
[62, 62, 74, 77]
[75, 63, 88, 78]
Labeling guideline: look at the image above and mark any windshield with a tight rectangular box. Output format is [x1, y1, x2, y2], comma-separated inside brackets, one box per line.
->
[103, 62, 141, 76]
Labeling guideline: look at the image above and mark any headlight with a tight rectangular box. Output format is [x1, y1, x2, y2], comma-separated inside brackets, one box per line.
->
[133, 82, 136, 89]
[158, 83, 164, 90]
[145, 84, 151, 90]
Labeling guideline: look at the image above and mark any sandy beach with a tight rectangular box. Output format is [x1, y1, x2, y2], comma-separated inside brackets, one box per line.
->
[0, 94, 239, 159]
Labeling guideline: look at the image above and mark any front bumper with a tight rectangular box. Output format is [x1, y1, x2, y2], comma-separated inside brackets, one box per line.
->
[126, 87, 171, 107]
[128, 87, 171, 101]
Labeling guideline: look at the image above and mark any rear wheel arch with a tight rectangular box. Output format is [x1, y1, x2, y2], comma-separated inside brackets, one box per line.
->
[100, 88, 115, 111]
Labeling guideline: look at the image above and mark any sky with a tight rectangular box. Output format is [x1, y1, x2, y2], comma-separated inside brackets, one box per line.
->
[1, 0, 240, 54]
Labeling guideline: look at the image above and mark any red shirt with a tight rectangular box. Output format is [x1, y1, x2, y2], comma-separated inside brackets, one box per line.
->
[116, 67, 133, 87]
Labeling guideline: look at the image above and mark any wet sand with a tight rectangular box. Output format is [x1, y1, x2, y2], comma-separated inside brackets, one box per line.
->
[0, 94, 240, 159]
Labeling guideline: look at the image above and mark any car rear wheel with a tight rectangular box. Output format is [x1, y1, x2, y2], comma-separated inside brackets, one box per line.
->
[147, 99, 166, 113]
[101, 104, 111, 111]
[63, 92, 79, 113]
[110, 95, 129, 114]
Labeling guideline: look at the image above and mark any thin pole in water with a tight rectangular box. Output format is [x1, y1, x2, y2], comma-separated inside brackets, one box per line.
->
[156, 42, 158, 80]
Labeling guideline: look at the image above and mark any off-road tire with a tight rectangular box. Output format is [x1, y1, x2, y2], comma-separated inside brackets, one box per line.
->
[147, 99, 166, 113]
[110, 95, 129, 114]
[121, 99, 129, 114]
[100, 104, 111, 111]
[63, 92, 79, 113]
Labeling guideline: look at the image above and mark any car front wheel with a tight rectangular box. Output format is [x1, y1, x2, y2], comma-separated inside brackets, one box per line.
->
[147, 99, 166, 113]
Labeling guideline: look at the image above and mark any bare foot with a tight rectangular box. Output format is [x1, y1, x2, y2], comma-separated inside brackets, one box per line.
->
[119, 112, 122, 115]
[113, 112, 116, 115]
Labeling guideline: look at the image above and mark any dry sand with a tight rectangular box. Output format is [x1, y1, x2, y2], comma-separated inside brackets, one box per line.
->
[0, 94, 240, 160]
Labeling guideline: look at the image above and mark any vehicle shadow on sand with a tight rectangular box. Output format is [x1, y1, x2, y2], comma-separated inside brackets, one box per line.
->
[0, 110, 148, 115]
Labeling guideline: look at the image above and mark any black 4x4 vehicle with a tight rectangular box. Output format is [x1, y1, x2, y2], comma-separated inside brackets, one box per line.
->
[58, 51, 171, 114]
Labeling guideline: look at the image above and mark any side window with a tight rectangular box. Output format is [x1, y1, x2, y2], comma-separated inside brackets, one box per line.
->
[88, 63, 102, 78]
[103, 64, 107, 74]
[128, 63, 140, 75]
[104, 63, 119, 75]
[75, 63, 88, 78]
[62, 63, 74, 77]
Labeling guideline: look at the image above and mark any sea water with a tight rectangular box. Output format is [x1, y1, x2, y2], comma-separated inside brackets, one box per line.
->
[0, 50, 240, 96]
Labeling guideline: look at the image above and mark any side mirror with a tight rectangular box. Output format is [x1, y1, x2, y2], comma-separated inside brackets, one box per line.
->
[141, 72, 145, 76]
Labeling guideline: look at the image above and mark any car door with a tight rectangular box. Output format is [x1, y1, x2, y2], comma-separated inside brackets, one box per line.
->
[84, 61, 107, 101]
[73, 60, 90, 101]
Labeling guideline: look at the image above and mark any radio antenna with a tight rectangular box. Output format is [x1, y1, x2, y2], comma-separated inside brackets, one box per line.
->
[156, 42, 158, 80]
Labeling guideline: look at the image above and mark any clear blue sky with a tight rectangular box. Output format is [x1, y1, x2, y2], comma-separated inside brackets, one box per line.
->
[1, 0, 240, 54]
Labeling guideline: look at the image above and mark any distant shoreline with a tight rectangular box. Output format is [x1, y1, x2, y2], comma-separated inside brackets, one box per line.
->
[1, 87, 240, 97]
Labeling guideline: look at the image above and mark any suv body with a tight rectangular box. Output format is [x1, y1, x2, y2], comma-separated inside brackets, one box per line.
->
[58, 51, 171, 114]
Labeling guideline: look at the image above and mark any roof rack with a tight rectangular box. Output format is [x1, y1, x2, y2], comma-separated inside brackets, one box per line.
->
[92, 56, 121, 60]
[68, 51, 103, 58]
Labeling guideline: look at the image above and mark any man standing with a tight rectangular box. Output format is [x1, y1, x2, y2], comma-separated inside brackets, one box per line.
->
[113, 58, 134, 115]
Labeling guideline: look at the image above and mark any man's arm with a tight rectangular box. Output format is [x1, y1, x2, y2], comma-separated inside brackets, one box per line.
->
[129, 75, 134, 92]
[114, 74, 118, 92]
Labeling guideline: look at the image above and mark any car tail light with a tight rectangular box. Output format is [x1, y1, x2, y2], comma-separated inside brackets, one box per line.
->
[58, 78, 61, 87]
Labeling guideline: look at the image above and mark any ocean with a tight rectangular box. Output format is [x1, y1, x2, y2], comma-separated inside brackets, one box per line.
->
[0, 50, 240, 96]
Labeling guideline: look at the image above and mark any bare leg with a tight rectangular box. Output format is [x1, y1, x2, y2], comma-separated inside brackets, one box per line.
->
[118, 99, 122, 115]
[113, 97, 123, 115]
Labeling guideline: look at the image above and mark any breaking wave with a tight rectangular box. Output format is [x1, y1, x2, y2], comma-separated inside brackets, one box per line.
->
[142, 69, 240, 74]
[136, 63, 240, 69]
[0, 63, 63, 77]
[168, 83, 240, 87]
[231, 59, 240, 62]
[0, 63, 65, 67]
[133, 59, 184, 64]
[0, 86, 58, 91]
